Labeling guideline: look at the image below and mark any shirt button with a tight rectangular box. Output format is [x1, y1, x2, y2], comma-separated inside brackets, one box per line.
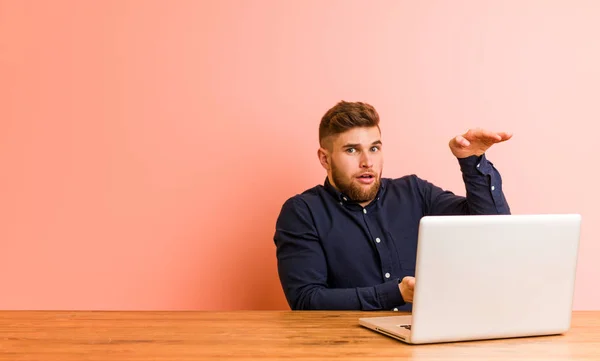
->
[375, 238, 381, 243]
[393, 308, 399, 312]
[339, 202, 343, 206]
[363, 209, 367, 214]
[385, 272, 391, 279]
[343, 197, 347, 201]
[491, 185, 496, 191]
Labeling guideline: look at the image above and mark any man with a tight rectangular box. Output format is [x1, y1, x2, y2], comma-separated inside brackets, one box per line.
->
[274, 101, 512, 311]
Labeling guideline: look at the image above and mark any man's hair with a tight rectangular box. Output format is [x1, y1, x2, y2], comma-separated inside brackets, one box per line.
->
[319, 101, 380, 149]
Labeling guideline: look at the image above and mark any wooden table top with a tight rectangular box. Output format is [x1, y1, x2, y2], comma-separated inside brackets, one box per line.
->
[1, 311, 599, 360]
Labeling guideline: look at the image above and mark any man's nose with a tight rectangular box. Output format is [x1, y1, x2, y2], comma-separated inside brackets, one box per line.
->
[360, 152, 373, 168]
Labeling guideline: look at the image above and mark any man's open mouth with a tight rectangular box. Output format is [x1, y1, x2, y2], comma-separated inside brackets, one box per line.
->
[357, 173, 376, 184]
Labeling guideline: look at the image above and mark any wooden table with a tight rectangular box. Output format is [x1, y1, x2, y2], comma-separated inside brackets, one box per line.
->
[1, 311, 599, 360]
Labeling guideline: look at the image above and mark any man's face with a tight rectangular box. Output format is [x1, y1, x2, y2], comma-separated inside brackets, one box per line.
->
[321, 126, 383, 205]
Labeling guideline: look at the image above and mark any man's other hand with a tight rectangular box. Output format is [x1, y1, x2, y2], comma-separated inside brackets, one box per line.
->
[449, 128, 512, 158]
[399, 276, 416, 303]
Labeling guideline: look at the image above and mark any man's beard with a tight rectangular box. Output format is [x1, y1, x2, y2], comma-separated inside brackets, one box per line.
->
[332, 165, 381, 203]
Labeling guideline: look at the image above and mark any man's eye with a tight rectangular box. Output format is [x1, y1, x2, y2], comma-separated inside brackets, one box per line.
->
[346, 148, 356, 154]
[370, 146, 380, 152]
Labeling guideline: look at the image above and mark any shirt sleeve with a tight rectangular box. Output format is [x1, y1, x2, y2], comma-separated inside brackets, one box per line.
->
[274, 197, 405, 310]
[417, 154, 511, 215]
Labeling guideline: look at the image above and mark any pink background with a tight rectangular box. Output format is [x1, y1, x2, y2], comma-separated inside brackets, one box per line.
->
[1, 0, 598, 310]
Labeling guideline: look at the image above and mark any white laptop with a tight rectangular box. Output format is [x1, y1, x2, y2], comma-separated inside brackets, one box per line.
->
[359, 214, 582, 344]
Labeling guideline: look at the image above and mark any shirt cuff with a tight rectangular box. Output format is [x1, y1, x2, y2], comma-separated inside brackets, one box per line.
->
[457, 154, 492, 175]
[374, 278, 405, 310]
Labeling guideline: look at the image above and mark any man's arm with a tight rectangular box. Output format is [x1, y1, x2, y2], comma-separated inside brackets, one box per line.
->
[274, 197, 405, 310]
[418, 128, 512, 215]
[417, 154, 510, 215]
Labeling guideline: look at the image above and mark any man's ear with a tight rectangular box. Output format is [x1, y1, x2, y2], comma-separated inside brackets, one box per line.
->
[317, 147, 330, 171]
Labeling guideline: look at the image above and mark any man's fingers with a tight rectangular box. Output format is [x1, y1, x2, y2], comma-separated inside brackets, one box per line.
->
[472, 129, 501, 141]
[497, 132, 513, 141]
[486, 130, 503, 142]
[464, 129, 512, 143]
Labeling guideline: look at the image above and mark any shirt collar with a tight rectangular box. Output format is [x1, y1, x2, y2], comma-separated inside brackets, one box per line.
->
[324, 177, 345, 202]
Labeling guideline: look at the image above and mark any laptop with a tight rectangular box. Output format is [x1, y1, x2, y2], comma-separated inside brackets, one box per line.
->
[359, 213, 582, 344]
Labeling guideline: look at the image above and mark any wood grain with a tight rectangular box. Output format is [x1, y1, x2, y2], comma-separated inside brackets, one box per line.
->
[1, 311, 599, 360]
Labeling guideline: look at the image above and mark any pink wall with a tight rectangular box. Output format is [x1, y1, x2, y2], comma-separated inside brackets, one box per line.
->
[1, 0, 598, 310]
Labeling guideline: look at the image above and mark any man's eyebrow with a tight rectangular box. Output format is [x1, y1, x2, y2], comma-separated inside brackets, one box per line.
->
[341, 140, 382, 148]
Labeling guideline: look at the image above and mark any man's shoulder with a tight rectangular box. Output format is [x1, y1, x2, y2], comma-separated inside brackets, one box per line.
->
[278, 184, 325, 210]
[383, 174, 423, 188]
[283, 184, 326, 207]
[275, 184, 328, 227]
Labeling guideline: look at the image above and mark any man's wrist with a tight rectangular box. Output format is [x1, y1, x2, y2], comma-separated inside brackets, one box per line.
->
[397, 279, 405, 303]
[458, 154, 488, 175]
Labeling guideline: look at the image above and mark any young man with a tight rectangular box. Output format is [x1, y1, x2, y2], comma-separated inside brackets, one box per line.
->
[274, 101, 512, 311]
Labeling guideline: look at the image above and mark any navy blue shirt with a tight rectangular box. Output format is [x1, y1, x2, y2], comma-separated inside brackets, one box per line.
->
[273, 154, 510, 311]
